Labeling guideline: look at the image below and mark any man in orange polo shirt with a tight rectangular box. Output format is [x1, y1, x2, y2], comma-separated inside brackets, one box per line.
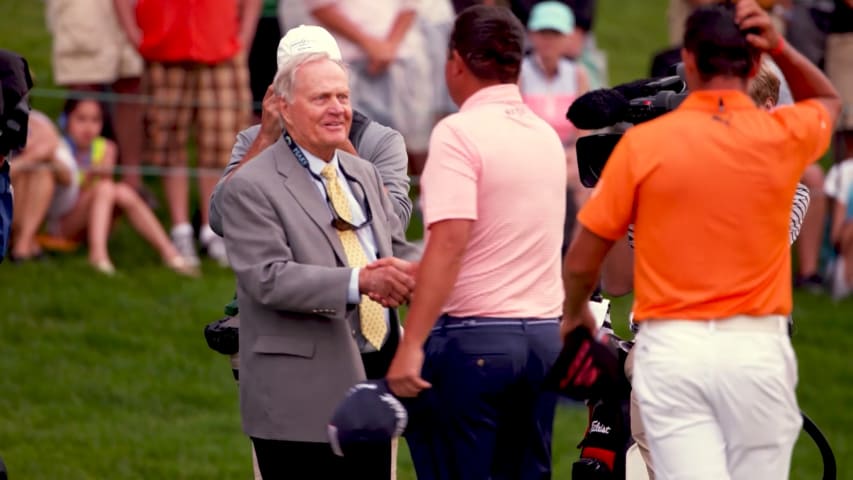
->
[562, 1, 840, 479]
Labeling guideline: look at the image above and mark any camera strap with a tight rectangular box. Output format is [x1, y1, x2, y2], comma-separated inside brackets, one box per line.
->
[0, 160, 13, 261]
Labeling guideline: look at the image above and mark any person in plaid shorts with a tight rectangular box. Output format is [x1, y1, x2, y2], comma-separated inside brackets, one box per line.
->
[114, 0, 261, 268]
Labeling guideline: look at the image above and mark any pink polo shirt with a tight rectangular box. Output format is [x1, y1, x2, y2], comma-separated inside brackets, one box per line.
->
[421, 84, 567, 318]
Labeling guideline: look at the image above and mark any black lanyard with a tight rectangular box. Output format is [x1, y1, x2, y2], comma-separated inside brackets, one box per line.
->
[283, 132, 356, 183]
[283, 132, 311, 169]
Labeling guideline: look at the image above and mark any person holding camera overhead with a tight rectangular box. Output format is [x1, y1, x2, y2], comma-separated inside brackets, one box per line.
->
[562, 1, 840, 478]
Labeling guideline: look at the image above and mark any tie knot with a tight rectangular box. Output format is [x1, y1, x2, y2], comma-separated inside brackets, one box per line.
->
[320, 164, 337, 181]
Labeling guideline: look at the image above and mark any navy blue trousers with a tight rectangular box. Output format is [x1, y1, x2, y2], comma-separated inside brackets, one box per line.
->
[405, 316, 562, 480]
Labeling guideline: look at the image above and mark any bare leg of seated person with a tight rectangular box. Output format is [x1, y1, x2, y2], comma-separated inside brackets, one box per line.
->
[57, 180, 116, 274]
[112, 182, 198, 276]
[10, 166, 54, 260]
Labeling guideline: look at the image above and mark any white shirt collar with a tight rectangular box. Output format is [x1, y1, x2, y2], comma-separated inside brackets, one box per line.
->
[301, 147, 340, 178]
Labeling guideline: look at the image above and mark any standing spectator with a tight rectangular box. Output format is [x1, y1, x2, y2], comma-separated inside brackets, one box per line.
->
[563, 2, 839, 479]
[762, 57, 830, 289]
[218, 50, 419, 478]
[668, 0, 724, 46]
[510, 0, 607, 88]
[113, 0, 260, 268]
[784, 0, 835, 68]
[520, 1, 590, 246]
[825, 0, 853, 160]
[281, 0, 434, 175]
[825, 159, 853, 299]
[386, 6, 566, 479]
[669, 0, 786, 46]
[248, 0, 282, 123]
[418, 0, 459, 125]
[46, 0, 146, 195]
[824, 0, 853, 297]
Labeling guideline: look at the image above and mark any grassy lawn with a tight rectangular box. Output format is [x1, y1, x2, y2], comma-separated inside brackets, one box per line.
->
[1, 1, 852, 479]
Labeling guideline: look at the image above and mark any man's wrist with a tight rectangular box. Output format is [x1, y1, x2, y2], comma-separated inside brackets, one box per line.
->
[400, 334, 424, 350]
[350, 268, 363, 303]
[768, 36, 786, 57]
[256, 131, 278, 147]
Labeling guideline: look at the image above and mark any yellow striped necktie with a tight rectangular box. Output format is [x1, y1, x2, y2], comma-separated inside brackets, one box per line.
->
[319, 164, 387, 350]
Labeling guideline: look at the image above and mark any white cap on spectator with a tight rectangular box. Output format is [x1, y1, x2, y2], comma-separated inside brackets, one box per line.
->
[277, 25, 343, 69]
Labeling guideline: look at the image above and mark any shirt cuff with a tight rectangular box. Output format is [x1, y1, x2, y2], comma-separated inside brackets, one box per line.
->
[348, 268, 361, 304]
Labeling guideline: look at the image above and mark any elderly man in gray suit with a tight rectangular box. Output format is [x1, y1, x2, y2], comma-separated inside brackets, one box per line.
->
[218, 49, 420, 478]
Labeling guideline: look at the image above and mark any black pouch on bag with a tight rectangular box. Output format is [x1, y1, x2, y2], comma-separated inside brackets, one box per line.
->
[572, 398, 631, 480]
[204, 315, 240, 355]
[545, 327, 621, 401]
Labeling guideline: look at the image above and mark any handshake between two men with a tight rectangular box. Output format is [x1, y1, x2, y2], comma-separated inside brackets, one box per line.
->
[360, 257, 418, 308]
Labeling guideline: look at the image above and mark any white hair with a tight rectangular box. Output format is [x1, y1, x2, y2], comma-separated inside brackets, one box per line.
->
[273, 52, 349, 102]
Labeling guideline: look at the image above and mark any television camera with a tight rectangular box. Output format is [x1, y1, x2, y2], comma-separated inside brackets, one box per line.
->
[568, 65, 688, 188]
[0, 49, 33, 262]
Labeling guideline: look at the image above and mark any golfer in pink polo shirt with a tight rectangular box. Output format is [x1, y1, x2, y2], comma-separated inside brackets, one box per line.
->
[384, 6, 567, 479]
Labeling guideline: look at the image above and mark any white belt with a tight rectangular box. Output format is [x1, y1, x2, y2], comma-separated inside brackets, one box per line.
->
[640, 314, 789, 334]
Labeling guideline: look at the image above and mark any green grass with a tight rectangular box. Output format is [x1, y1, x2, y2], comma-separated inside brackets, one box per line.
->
[1, 1, 852, 479]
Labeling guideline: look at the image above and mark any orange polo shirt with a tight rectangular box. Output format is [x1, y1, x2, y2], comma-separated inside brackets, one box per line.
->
[136, 0, 240, 64]
[579, 91, 832, 321]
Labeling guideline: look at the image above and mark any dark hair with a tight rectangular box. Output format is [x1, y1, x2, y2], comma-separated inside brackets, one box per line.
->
[61, 95, 114, 138]
[62, 96, 105, 119]
[449, 5, 525, 83]
[683, 3, 760, 81]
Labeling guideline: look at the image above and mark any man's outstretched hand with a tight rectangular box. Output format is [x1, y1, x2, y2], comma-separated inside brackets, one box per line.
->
[359, 257, 417, 307]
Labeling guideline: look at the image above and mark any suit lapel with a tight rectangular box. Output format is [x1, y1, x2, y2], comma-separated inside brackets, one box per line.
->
[274, 143, 347, 264]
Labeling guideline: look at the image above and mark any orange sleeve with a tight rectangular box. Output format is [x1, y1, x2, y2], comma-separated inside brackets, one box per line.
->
[773, 100, 834, 167]
[577, 134, 637, 241]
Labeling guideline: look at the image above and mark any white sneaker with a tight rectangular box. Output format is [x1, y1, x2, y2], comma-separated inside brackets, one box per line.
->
[199, 224, 229, 267]
[171, 224, 200, 268]
[831, 257, 852, 301]
[204, 235, 229, 267]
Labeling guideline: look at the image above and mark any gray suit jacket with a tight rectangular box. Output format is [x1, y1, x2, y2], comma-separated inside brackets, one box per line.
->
[218, 140, 420, 442]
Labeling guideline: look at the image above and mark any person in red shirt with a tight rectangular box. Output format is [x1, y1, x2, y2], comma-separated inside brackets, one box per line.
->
[114, 0, 261, 269]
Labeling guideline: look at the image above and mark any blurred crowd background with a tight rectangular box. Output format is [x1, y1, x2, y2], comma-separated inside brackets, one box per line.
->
[1, 1, 851, 479]
[6, 0, 852, 298]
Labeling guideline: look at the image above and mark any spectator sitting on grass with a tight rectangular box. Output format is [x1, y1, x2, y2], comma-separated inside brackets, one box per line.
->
[45, 98, 198, 276]
[8, 109, 74, 262]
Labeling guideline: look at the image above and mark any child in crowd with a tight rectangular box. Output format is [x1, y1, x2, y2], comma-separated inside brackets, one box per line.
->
[48, 98, 198, 276]
[519, 1, 590, 245]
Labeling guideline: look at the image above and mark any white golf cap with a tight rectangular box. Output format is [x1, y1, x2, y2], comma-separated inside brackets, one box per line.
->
[276, 25, 343, 69]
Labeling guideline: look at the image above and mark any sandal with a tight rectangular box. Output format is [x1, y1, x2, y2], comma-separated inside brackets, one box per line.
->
[166, 255, 201, 278]
[90, 259, 116, 276]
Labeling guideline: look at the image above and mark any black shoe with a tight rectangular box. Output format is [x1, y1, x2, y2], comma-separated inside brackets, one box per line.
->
[794, 273, 824, 293]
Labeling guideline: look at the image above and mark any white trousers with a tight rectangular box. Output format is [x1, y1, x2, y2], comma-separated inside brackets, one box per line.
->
[632, 316, 802, 480]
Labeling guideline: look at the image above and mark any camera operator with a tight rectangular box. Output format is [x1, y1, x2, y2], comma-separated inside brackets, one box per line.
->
[562, 1, 840, 478]
[0, 49, 34, 263]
